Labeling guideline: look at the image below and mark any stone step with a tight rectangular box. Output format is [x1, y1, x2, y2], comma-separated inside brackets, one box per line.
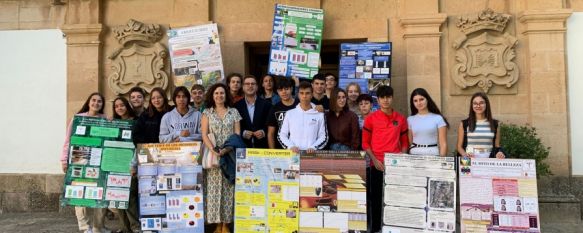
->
[539, 195, 582, 224]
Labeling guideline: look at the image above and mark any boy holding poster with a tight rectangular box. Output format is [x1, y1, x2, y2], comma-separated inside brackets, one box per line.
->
[362, 85, 409, 232]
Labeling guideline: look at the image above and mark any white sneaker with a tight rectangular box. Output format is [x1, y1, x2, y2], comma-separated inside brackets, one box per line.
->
[82, 229, 93, 233]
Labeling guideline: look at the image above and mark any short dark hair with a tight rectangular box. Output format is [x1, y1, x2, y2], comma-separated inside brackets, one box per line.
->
[129, 86, 145, 97]
[356, 94, 373, 104]
[243, 74, 257, 83]
[324, 72, 338, 84]
[172, 86, 191, 106]
[191, 84, 205, 92]
[298, 81, 313, 92]
[376, 85, 393, 98]
[311, 73, 325, 83]
[276, 76, 293, 90]
[226, 72, 243, 96]
[205, 83, 233, 108]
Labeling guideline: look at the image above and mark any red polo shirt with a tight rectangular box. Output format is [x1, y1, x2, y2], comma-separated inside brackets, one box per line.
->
[362, 109, 409, 164]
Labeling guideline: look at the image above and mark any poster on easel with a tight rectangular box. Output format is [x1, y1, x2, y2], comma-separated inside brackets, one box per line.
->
[136, 142, 204, 233]
[61, 116, 135, 209]
[168, 23, 224, 89]
[299, 150, 367, 233]
[382, 154, 457, 233]
[458, 158, 540, 233]
[234, 148, 300, 233]
[268, 4, 324, 79]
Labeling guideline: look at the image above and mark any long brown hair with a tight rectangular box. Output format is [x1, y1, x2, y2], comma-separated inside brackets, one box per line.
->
[112, 96, 136, 119]
[409, 88, 449, 127]
[78, 92, 105, 114]
[467, 92, 495, 132]
[329, 88, 348, 113]
[146, 87, 171, 117]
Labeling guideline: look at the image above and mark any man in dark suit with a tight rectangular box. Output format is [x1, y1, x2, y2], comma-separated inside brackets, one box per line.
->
[235, 75, 273, 148]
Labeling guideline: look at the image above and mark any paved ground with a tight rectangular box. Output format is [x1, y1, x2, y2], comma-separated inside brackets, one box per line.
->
[0, 212, 581, 233]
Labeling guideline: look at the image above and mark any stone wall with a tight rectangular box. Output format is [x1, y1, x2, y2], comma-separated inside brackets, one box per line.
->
[0, 0, 579, 215]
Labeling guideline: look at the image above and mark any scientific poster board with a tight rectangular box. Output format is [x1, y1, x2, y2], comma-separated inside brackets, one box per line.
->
[234, 149, 300, 233]
[382, 154, 457, 233]
[299, 151, 367, 233]
[61, 116, 135, 209]
[137, 142, 204, 233]
[268, 4, 324, 79]
[168, 23, 224, 89]
[458, 158, 540, 233]
[339, 43, 392, 80]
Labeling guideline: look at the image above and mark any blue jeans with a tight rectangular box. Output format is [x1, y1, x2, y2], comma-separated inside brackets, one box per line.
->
[329, 143, 351, 151]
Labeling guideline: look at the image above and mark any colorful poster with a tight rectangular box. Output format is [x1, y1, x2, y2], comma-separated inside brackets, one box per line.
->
[61, 116, 135, 209]
[137, 142, 204, 233]
[235, 149, 300, 233]
[168, 23, 224, 89]
[382, 154, 457, 233]
[268, 4, 324, 79]
[458, 158, 540, 233]
[299, 151, 367, 233]
[339, 43, 392, 80]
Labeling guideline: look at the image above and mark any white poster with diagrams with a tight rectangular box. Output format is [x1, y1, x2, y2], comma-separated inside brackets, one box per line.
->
[458, 157, 540, 233]
[382, 154, 457, 233]
[167, 23, 224, 89]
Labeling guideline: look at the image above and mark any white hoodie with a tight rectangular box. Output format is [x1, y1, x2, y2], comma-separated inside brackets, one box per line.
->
[159, 106, 202, 142]
[277, 104, 328, 150]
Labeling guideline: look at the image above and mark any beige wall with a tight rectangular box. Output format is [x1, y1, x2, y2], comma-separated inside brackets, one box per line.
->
[0, 0, 575, 176]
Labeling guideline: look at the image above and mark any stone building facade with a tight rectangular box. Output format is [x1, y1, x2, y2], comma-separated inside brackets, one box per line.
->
[0, 0, 581, 222]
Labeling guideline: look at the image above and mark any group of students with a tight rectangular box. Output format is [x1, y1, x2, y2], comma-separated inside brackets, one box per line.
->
[61, 72, 506, 233]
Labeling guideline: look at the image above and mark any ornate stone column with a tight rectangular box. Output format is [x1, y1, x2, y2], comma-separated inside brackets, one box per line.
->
[519, 9, 572, 175]
[401, 14, 447, 108]
[61, 24, 103, 119]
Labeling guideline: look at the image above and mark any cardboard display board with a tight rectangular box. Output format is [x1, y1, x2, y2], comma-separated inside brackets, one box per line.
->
[382, 154, 457, 233]
[61, 116, 135, 209]
[234, 149, 300, 233]
[299, 151, 367, 233]
[168, 23, 224, 89]
[137, 142, 204, 233]
[268, 4, 324, 79]
[458, 158, 540, 233]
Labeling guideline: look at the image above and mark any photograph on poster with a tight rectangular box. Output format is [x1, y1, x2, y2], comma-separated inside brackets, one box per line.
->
[383, 154, 456, 232]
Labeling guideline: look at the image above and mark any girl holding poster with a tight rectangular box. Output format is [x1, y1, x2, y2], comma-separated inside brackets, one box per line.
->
[456, 92, 506, 158]
[407, 88, 449, 156]
[60, 92, 108, 233]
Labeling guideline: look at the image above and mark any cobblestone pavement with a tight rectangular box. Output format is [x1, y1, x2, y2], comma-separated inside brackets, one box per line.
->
[0, 212, 581, 233]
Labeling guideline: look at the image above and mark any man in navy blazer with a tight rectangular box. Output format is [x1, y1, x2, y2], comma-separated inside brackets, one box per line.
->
[235, 75, 273, 148]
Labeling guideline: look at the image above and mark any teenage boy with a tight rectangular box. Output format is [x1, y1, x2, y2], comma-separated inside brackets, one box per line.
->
[235, 75, 272, 148]
[361, 85, 409, 232]
[278, 81, 328, 153]
[190, 84, 205, 112]
[129, 86, 146, 116]
[267, 77, 299, 149]
[310, 74, 329, 111]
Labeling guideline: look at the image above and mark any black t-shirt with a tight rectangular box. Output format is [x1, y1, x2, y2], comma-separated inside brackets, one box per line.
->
[267, 99, 299, 149]
[311, 95, 329, 110]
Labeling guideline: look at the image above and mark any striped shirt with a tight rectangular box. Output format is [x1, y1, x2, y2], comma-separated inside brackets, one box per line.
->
[466, 120, 495, 158]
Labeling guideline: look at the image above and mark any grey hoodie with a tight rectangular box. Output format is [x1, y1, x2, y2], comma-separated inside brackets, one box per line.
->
[159, 106, 202, 142]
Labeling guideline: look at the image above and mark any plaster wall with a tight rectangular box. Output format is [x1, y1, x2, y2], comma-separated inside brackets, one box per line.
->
[0, 29, 67, 174]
